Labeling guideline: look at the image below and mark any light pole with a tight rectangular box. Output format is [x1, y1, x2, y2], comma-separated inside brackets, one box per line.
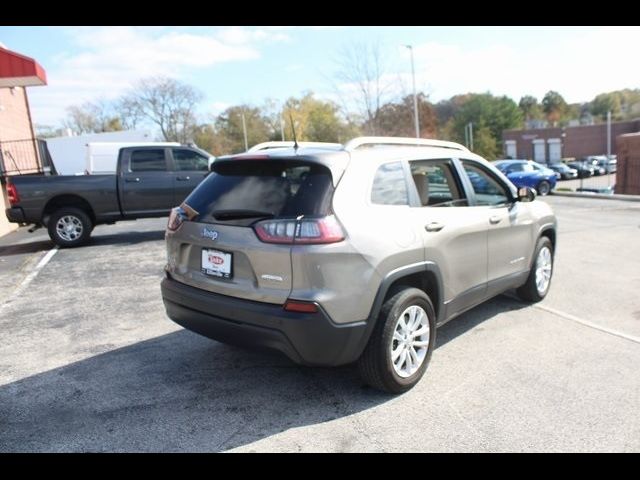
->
[241, 111, 248, 151]
[405, 45, 420, 139]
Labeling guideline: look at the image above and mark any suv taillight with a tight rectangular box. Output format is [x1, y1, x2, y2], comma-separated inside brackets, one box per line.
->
[167, 207, 186, 232]
[7, 182, 19, 206]
[254, 215, 344, 245]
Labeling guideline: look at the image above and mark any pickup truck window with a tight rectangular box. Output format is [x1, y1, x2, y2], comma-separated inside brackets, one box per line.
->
[130, 149, 167, 172]
[173, 149, 209, 171]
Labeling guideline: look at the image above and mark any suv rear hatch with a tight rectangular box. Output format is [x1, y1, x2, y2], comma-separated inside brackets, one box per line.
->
[165, 157, 342, 304]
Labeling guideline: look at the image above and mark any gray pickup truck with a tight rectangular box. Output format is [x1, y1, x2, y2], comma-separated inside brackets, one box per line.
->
[5, 145, 213, 247]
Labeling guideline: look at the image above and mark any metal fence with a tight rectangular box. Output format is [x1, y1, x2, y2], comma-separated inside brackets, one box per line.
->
[553, 159, 618, 195]
[0, 138, 45, 176]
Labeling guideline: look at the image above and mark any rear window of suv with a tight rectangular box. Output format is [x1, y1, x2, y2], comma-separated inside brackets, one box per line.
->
[184, 159, 334, 223]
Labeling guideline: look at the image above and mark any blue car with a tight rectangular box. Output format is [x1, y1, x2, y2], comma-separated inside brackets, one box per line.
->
[493, 160, 557, 196]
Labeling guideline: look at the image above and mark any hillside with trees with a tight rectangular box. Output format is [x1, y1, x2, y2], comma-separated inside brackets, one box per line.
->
[40, 48, 640, 161]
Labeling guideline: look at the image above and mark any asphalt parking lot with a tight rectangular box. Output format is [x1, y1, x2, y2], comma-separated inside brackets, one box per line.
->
[1, 195, 639, 452]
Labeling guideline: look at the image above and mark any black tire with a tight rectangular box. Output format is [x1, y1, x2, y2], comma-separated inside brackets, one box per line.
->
[357, 287, 436, 394]
[47, 207, 93, 248]
[517, 236, 554, 303]
[537, 180, 551, 196]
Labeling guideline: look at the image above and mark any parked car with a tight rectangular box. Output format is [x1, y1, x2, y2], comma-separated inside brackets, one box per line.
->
[5, 145, 213, 247]
[596, 156, 617, 174]
[567, 161, 594, 178]
[530, 161, 561, 180]
[548, 162, 578, 180]
[493, 159, 557, 196]
[581, 156, 606, 176]
[161, 137, 557, 393]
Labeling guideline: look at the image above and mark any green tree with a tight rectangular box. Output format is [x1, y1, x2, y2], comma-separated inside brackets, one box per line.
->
[451, 93, 522, 159]
[518, 95, 542, 124]
[283, 92, 357, 143]
[541, 90, 568, 126]
[213, 105, 271, 154]
[590, 92, 622, 120]
[471, 125, 498, 160]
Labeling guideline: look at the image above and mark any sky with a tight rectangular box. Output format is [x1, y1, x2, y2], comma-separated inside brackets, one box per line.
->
[1, 26, 639, 127]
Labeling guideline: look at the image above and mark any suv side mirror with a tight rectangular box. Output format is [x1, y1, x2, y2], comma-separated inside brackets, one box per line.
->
[208, 157, 216, 172]
[518, 186, 536, 202]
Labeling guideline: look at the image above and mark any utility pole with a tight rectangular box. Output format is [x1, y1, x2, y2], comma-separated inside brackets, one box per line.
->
[464, 122, 474, 150]
[607, 110, 611, 188]
[280, 116, 285, 141]
[241, 111, 248, 151]
[404, 45, 420, 139]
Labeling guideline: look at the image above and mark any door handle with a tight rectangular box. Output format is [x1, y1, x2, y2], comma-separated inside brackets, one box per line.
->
[425, 222, 445, 232]
[489, 215, 502, 225]
[176, 176, 191, 181]
[125, 177, 140, 183]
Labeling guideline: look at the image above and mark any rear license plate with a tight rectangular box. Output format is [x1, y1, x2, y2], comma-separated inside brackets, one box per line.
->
[201, 248, 232, 279]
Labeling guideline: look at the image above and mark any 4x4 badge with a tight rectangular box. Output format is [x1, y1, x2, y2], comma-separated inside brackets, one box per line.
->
[202, 228, 219, 241]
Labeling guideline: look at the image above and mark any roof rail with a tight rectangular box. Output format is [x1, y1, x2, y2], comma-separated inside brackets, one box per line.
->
[343, 136, 469, 152]
[247, 141, 342, 152]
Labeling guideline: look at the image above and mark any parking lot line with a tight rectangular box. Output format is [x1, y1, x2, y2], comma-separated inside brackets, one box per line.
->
[534, 303, 640, 345]
[0, 246, 59, 313]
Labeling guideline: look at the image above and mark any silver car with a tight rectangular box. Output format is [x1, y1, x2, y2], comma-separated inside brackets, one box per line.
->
[161, 137, 557, 393]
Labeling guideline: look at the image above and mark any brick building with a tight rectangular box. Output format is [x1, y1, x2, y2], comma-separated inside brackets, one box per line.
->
[0, 46, 47, 236]
[616, 132, 640, 195]
[502, 119, 640, 164]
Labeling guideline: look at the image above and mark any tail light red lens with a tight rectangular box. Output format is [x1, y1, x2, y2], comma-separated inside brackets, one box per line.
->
[167, 207, 186, 232]
[254, 215, 344, 245]
[283, 300, 319, 313]
[7, 182, 19, 205]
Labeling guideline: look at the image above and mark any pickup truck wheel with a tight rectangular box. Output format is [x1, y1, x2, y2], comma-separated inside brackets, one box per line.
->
[357, 287, 436, 394]
[48, 207, 92, 248]
[516, 236, 554, 302]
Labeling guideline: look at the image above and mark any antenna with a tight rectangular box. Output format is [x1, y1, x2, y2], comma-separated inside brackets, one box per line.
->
[289, 113, 299, 150]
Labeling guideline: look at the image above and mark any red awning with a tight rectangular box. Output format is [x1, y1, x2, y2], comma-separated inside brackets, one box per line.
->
[0, 47, 47, 88]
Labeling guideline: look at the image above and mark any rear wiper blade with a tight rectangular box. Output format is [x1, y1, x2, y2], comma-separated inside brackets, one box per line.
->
[211, 209, 275, 220]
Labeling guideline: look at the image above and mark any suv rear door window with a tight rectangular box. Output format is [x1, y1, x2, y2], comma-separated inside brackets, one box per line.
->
[185, 159, 334, 224]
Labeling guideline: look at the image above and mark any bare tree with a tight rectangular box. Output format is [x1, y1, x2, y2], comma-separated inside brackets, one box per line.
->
[120, 76, 204, 143]
[333, 41, 395, 135]
[62, 99, 122, 135]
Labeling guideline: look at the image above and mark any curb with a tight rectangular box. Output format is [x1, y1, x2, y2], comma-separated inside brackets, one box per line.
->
[551, 191, 640, 202]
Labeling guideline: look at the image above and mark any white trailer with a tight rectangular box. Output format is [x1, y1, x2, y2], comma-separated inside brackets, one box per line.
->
[44, 130, 154, 175]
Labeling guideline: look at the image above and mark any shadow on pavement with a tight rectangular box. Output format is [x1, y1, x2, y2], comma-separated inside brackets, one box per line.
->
[0, 239, 53, 257]
[0, 294, 524, 452]
[436, 293, 529, 348]
[0, 330, 387, 452]
[86, 230, 166, 247]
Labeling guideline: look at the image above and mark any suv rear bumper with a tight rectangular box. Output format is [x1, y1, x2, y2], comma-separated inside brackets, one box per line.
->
[161, 276, 368, 366]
